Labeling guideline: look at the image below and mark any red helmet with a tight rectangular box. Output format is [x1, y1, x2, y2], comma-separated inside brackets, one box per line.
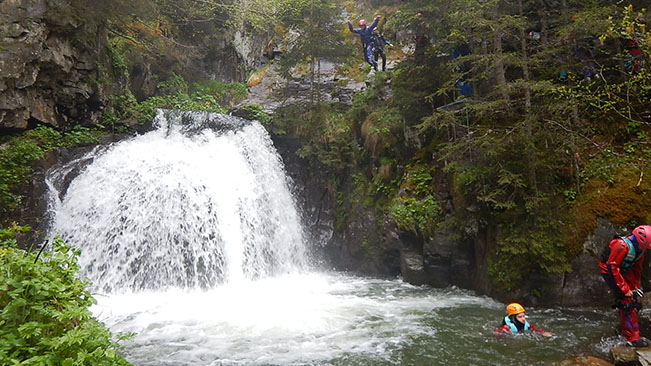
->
[359, 19, 367, 26]
[417, 12, 423, 17]
[633, 225, 651, 249]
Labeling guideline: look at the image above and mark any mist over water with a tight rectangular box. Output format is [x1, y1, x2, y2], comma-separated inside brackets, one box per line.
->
[47, 110, 617, 365]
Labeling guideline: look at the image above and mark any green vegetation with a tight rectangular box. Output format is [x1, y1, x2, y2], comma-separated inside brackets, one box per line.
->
[103, 73, 247, 127]
[240, 104, 272, 127]
[0, 127, 99, 215]
[0, 228, 131, 365]
[271, 0, 651, 290]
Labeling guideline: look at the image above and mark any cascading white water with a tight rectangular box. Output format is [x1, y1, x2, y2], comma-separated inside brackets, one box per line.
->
[47, 110, 308, 293]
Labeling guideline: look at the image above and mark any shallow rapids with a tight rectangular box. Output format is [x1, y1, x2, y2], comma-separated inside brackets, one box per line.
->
[90, 272, 617, 366]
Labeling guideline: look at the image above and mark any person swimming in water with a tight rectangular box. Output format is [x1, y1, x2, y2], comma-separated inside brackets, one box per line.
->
[494, 303, 552, 337]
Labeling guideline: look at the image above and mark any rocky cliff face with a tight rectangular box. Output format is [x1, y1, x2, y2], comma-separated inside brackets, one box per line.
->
[0, 1, 270, 132]
[0, 0, 111, 131]
[273, 127, 634, 307]
[272, 134, 402, 277]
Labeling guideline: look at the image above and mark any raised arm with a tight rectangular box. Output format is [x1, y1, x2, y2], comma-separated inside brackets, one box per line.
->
[369, 16, 380, 30]
[347, 20, 357, 33]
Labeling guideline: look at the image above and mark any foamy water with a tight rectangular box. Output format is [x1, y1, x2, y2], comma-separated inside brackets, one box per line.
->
[91, 273, 504, 366]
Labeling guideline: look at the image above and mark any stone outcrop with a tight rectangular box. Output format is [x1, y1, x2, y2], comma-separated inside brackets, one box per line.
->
[398, 213, 639, 307]
[400, 230, 474, 288]
[235, 60, 367, 115]
[272, 134, 402, 277]
[610, 346, 651, 366]
[0, 0, 110, 131]
[0, 1, 272, 132]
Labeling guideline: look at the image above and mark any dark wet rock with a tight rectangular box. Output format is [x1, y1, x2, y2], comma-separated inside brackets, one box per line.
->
[610, 345, 651, 366]
[272, 134, 402, 277]
[155, 109, 251, 136]
[558, 356, 615, 366]
[401, 248, 428, 285]
[558, 219, 635, 307]
[0, 0, 109, 130]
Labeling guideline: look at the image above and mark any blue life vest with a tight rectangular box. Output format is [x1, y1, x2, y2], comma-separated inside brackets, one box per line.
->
[620, 236, 643, 270]
[504, 315, 530, 332]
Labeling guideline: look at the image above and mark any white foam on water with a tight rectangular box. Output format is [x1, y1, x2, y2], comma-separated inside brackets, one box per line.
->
[90, 272, 494, 366]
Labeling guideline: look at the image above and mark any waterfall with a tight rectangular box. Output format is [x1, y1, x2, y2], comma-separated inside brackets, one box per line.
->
[47, 109, 308, 293]
[42, 111, 615, 366]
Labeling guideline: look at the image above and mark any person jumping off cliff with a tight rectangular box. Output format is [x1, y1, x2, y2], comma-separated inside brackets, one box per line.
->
[347, 16, 381, 71]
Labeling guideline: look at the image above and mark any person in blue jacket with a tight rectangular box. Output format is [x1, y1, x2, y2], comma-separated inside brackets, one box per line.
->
[347, 15, 381, 71]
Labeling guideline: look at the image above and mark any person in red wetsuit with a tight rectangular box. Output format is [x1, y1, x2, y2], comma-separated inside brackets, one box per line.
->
[494, 303, 552, 337]
[599, 225, 651, 347]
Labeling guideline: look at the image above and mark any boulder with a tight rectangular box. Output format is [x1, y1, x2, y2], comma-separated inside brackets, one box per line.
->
[610, 345, 651, 366]
[558, 356, 615, 366]
[401, 248, 429, 285]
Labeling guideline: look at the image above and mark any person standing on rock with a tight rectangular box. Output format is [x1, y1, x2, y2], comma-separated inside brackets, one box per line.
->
[599, 225, 651, 347]
[347, 16, 381, 71]
[494, 303, 552, 337]
[370, 28, 391, 72]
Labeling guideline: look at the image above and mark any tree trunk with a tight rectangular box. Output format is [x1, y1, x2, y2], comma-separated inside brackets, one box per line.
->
[538, 1, 548, 45]
[493, 30, 509, 101]
[519, 0, 531, 112]
[519, 0, 536, 193]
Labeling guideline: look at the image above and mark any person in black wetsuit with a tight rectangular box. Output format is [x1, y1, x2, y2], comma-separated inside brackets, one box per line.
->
[370, 29, 391, 71]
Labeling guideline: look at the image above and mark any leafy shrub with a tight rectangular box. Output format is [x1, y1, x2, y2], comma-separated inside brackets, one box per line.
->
[107, 75, 243, 126]
[193, 80, 247, 106]
[156, 72, 189, 95]
[388, 195, 442, 236]
[241, 104, 272, 127]
[0, 235, 131, 365]
[0, 126, 99, 214]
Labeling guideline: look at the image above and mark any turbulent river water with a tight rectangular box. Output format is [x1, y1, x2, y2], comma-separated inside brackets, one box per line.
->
[46, 110, 621, 366]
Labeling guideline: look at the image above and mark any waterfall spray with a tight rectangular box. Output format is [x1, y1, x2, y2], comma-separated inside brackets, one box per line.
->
[47, 110, 308, 293]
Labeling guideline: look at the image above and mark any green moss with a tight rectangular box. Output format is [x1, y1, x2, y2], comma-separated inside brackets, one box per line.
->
[360, 236, 374, 257]
[106, 38, 129, 77]
[567, 166, 651, 256]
